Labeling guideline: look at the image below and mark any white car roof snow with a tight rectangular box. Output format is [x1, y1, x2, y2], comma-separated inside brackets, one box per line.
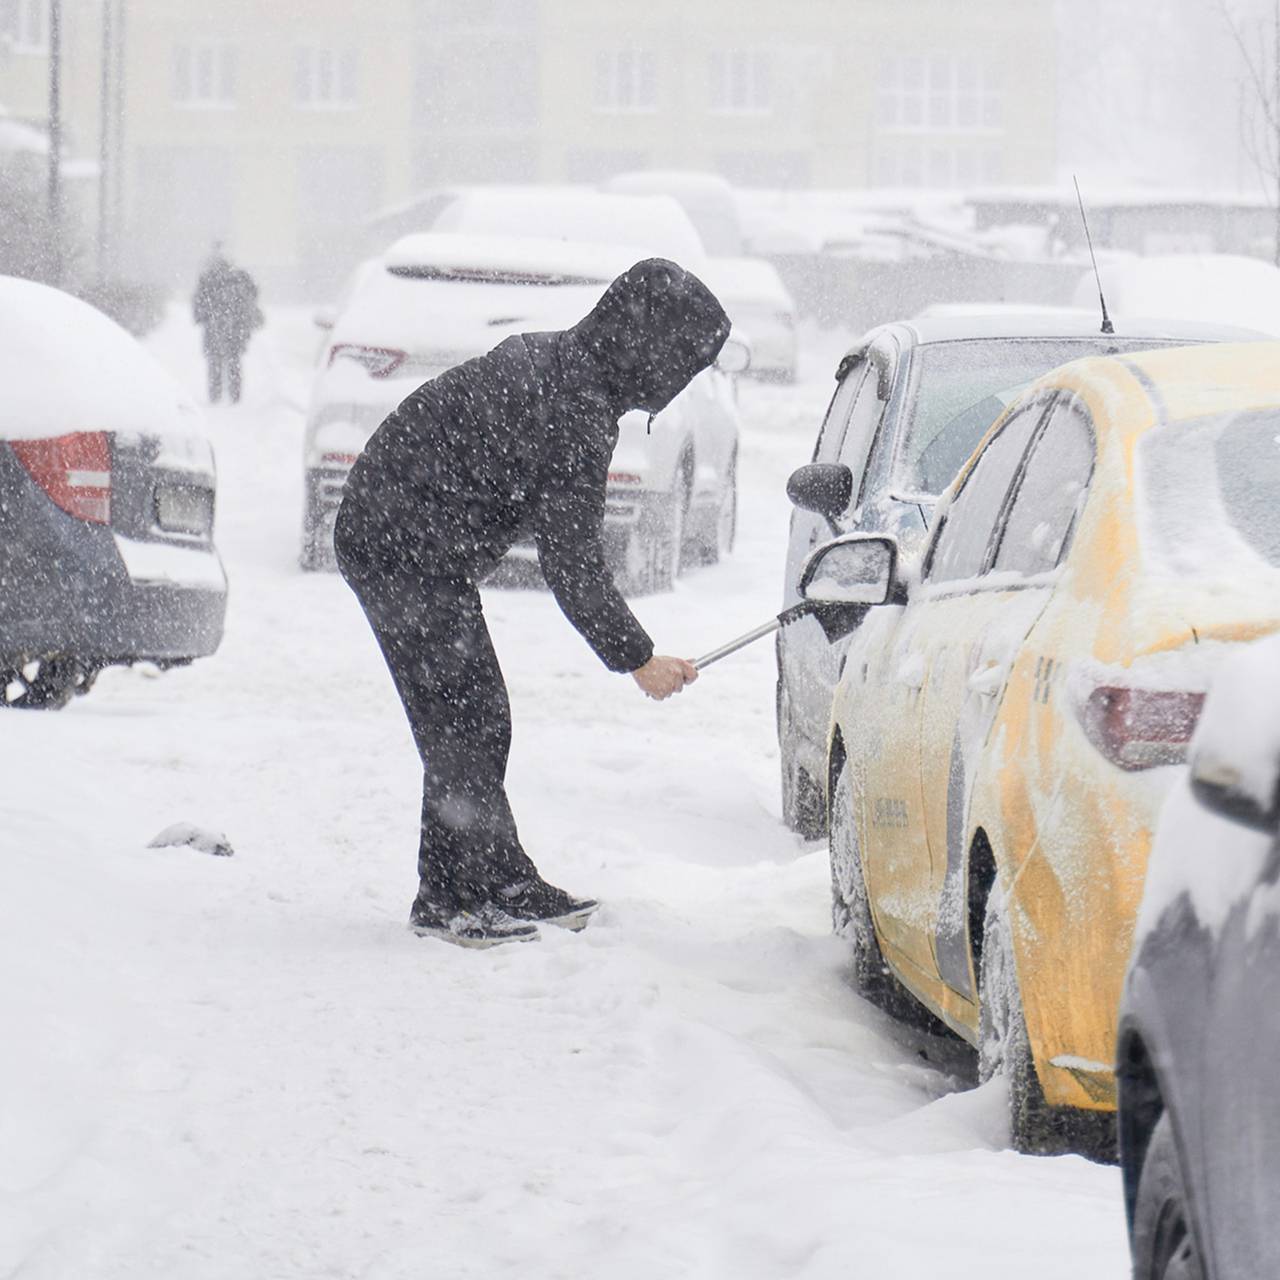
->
[432, 189, 707, 264]
[383, 233, 634, 283]
[0, 275, 200, 442]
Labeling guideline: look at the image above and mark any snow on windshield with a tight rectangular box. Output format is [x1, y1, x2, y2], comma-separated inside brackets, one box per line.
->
[1138, 405, 1280, 577]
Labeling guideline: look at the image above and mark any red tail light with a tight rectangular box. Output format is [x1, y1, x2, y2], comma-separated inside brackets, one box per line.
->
[11, 431, 111, 525]
[328, 344, 407, 378]
[1079, 685, 1205, 771]
[321, 452, 359, 466]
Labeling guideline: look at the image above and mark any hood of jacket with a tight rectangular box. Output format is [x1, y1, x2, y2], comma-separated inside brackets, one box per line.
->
[568, 258, 732, 416]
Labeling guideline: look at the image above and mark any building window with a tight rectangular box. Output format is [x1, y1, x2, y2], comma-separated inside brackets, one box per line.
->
[875, 140, 1004, 188]
[173, 44, 238, 109]
[709, 50, 772, 115]
[2, 0, 47, 53]
[594, 49, 657, 114]
[877, 54, 1003, 133]
[296, 47, 358, 109]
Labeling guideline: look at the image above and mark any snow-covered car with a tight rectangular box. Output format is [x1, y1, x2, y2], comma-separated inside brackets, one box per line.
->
[1072, 253, 1280, 337]
[301, 234, 742, 593]
[777, 313, 1264, 838]
[0, 276, 226, 708]
[801, 339, 1280, 1154]
[428, 186, 707, 263]
[698, 255, 797, 383]
[601, 170, 746, 256]
[1118, 635, 1280, 1279]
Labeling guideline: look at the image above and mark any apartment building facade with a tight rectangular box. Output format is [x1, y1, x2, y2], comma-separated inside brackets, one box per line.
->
[1, 0, 1056, 296]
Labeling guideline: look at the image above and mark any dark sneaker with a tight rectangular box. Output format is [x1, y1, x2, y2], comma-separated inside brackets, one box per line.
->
[408, 897, 539, 949]
[499, 877, 599, 931]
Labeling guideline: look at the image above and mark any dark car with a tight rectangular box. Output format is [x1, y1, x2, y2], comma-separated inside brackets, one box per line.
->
[0, 277, 227, 708]
[1118, 634, 1280, 1277]
[777, 311, 1265, 837]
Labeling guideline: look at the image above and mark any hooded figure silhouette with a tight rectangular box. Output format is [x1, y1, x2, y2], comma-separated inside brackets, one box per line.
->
[334, 258, 731, 947]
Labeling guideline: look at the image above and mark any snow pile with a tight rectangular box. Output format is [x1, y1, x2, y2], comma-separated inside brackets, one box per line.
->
[1073, 254, 1280, 337]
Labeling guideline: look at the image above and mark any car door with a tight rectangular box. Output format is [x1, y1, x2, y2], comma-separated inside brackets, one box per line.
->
[855, 399, 1044, 977]
[1200, 831, 1280, 1275]
[926, 397, 1097, 998]
[782, 347, 893, 747]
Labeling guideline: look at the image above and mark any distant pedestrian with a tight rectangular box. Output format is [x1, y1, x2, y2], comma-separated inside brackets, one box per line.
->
[192, 244, 263, 404]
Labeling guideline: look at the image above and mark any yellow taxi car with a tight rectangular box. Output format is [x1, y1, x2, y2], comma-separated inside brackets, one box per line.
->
[798, 340, 1280, 1154]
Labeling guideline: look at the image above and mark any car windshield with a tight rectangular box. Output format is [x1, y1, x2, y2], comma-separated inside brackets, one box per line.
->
[897, 338, 1187, 496]
[1138, 406, 1280, 576]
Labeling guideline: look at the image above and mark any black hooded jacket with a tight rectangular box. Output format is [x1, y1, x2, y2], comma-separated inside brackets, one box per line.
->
[334, 258, 731, 673]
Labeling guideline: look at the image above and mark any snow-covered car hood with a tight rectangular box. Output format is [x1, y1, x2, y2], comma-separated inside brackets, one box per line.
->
[0, 276, 201, 441]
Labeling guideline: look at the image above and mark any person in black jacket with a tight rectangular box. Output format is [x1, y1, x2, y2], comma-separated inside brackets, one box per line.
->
[192, 244, 263, 404]
[334, 258, 731, 948]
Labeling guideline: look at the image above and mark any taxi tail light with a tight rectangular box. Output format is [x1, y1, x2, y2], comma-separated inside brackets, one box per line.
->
[10, 431, 112, 525]
[1079, 685, 1205, 771]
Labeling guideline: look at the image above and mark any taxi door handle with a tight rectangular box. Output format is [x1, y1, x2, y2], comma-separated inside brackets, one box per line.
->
[967, 662, 1006, 697]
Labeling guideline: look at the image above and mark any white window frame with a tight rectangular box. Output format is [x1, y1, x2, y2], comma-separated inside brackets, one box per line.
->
[295, 46, 359, 110]
[877, 53, 1003, 135]
[709, 49, 773, 116]
[593, 49, 657, 114]
[4, 0, 48, 53]
[173, 42, 238, 110]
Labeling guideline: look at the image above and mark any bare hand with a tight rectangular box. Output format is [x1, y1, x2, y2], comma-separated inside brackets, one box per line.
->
[631, 655, 698, 701]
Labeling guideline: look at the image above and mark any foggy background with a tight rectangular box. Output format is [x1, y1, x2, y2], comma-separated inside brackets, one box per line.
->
[0, 0, 1277, 323]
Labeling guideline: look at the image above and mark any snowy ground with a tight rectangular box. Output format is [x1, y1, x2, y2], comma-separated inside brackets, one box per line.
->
[2, 312, 1128, 1278]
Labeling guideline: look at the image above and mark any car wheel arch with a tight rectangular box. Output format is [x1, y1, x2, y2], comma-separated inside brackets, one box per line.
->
[965, 827, 999, 980]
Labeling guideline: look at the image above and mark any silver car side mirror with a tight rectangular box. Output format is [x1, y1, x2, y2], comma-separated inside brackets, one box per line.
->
[799, 533, 902, 608]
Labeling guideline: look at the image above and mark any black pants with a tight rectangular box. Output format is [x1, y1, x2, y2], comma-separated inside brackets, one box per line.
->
[338, 556, 540, 909]
[206, 349, 243, 403]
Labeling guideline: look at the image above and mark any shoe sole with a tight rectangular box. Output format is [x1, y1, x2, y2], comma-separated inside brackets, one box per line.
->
[409, 922, 540, 949]
[541, 902, 600, 932]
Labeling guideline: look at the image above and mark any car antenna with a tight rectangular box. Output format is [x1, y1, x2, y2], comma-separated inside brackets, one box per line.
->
[1074, 175, 1114, 335]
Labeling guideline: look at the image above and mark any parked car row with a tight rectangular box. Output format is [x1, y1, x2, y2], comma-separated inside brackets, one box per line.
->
[0, 276, 227, 710]
[789, 336, 1279, 1268]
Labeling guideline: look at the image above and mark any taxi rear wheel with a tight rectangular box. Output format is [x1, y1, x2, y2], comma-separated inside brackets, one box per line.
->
[978, 882, 1062, 1154]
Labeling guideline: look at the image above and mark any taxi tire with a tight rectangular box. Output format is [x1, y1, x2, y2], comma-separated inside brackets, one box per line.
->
[1131, 1114, 1205, 1280]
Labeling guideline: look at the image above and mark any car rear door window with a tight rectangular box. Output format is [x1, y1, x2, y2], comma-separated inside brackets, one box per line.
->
[925, 404, 1042, 583]
[993, 399, 1096, 576]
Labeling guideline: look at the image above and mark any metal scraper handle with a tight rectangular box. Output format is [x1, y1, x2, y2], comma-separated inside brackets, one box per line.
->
[692, 604, 811, 671]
